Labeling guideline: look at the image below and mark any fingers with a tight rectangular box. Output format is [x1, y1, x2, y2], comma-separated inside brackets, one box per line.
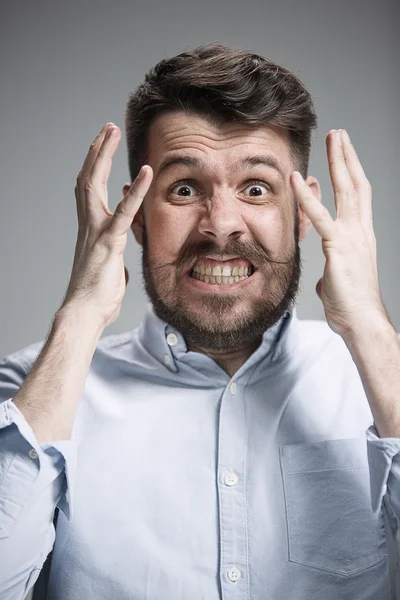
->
[338, 130, 368, 189]
[291, 171, 336, 241]
[108, 166, 153, 238]
[326, 129, 371, 221]
[84, 125, 122, 228]
[327, 130, 357, 219]
[75, 123, 121, 229]
[337, 130, 373, 229]
[75, 123, 111, 223]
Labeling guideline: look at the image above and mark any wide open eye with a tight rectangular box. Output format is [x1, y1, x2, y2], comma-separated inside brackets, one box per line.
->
[170, 181, 199, 198]
[243, 180, 270, 198]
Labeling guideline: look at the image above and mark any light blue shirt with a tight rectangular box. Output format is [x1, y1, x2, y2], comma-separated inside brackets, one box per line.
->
[1, 303, 400, 599]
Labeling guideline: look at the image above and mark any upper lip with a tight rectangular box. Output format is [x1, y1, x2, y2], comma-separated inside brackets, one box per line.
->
[199, 254, 241, 262]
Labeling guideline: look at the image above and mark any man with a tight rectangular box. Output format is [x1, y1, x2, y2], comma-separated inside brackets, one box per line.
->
[1, 43, 400, 599]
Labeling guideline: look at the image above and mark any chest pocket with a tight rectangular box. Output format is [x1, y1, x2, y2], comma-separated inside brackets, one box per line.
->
[279, 437, 388, 576]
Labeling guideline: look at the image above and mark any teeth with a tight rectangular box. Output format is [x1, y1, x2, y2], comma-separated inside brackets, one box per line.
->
[191, 262, 254, 282]
[212, 265, 222, 276]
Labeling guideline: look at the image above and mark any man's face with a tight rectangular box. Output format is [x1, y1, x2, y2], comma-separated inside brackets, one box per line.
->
[129, 111, 317, 352]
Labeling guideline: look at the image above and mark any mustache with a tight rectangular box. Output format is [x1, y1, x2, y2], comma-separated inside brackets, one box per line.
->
[141, 219, 299, 273]
[162, 238, 296, 272]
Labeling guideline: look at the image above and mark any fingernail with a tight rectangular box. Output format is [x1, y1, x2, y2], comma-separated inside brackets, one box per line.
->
[101, 122, 113, 133]
[342, 129, 351, 143]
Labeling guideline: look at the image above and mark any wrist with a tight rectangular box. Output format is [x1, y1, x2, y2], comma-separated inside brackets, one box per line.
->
[54, 303, 106, 341]
[343, 312, 397, 354]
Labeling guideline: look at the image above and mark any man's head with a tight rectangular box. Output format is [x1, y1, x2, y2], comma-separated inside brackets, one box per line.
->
[123, 43, 321, 353]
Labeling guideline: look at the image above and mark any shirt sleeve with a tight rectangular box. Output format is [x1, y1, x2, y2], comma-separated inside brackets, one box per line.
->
[366, 424, 400, 597]
[366, 424, 400, 517]
[0, 398, 78, 536]
[0, 347, 79, 597]
[366, 332, 400, 509]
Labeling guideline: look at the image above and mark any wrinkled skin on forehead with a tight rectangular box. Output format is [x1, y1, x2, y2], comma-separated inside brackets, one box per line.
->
[127, 111, 320, 371]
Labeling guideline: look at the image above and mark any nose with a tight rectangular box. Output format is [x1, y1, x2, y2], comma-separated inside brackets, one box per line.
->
[197, 193, 247, 246]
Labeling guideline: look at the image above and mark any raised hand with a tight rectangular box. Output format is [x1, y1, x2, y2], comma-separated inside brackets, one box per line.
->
[290, 129, 387, 339]
[60, 122, 153, 328]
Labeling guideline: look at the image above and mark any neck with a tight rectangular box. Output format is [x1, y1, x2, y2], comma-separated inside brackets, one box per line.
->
[189, 337, 263, 377]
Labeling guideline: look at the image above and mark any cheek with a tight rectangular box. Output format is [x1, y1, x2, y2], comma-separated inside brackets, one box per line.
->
[253, 210, 289, 251]
[146, 204, 195, 258]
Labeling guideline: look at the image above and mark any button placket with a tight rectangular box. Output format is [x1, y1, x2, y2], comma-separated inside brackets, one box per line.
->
[218, 376, 248, 596]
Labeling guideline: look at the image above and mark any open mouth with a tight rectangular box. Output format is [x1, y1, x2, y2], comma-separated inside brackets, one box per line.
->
[189, 263, 256, 285]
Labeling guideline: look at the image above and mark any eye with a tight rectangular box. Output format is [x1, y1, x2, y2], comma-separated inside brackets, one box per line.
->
[169, 180, 200, 198]
[243, 180, 271, 198]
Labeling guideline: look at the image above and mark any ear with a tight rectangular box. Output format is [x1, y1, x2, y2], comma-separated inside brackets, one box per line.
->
[298, 176, 321, 242]
[122, 183, 144, 246]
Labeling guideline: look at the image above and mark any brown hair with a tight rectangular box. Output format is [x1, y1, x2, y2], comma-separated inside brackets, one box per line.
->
[125, 42, 317, 181]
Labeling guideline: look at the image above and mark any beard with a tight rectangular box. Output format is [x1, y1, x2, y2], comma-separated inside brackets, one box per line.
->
[140, 211, 302, 353]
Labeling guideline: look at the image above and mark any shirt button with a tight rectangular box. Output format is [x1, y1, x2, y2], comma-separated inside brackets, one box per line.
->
[224, 472, 238, 486]
[383, 484, 388, 495]
[229, 382, 237, 395]
[166, 333, 178, 347]
[227, 567, 241, 582]
[28, 449, 38, 460]
[164, 354, 171, 366]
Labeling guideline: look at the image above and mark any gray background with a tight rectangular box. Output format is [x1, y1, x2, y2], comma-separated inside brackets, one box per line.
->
[1, 0, 398, 360]
[0, 1, 397, 597]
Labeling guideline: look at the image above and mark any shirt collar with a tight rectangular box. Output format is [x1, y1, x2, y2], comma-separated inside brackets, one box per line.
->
[136, 302, 299, 378]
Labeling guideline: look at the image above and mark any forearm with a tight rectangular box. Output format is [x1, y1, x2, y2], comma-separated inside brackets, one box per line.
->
[344, 316, 400, 438]
[13, 306, 104, 443]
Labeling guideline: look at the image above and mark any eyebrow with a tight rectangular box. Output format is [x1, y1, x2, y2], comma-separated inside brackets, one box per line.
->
[155, 154, 286, 182]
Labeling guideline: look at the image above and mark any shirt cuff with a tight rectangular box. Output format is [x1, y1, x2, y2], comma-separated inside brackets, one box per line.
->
[366, 423, 400, 515]
[0, 399, 78, 538]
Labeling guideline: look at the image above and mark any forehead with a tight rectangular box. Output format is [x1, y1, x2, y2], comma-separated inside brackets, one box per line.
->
[146, 111, 294, 177]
